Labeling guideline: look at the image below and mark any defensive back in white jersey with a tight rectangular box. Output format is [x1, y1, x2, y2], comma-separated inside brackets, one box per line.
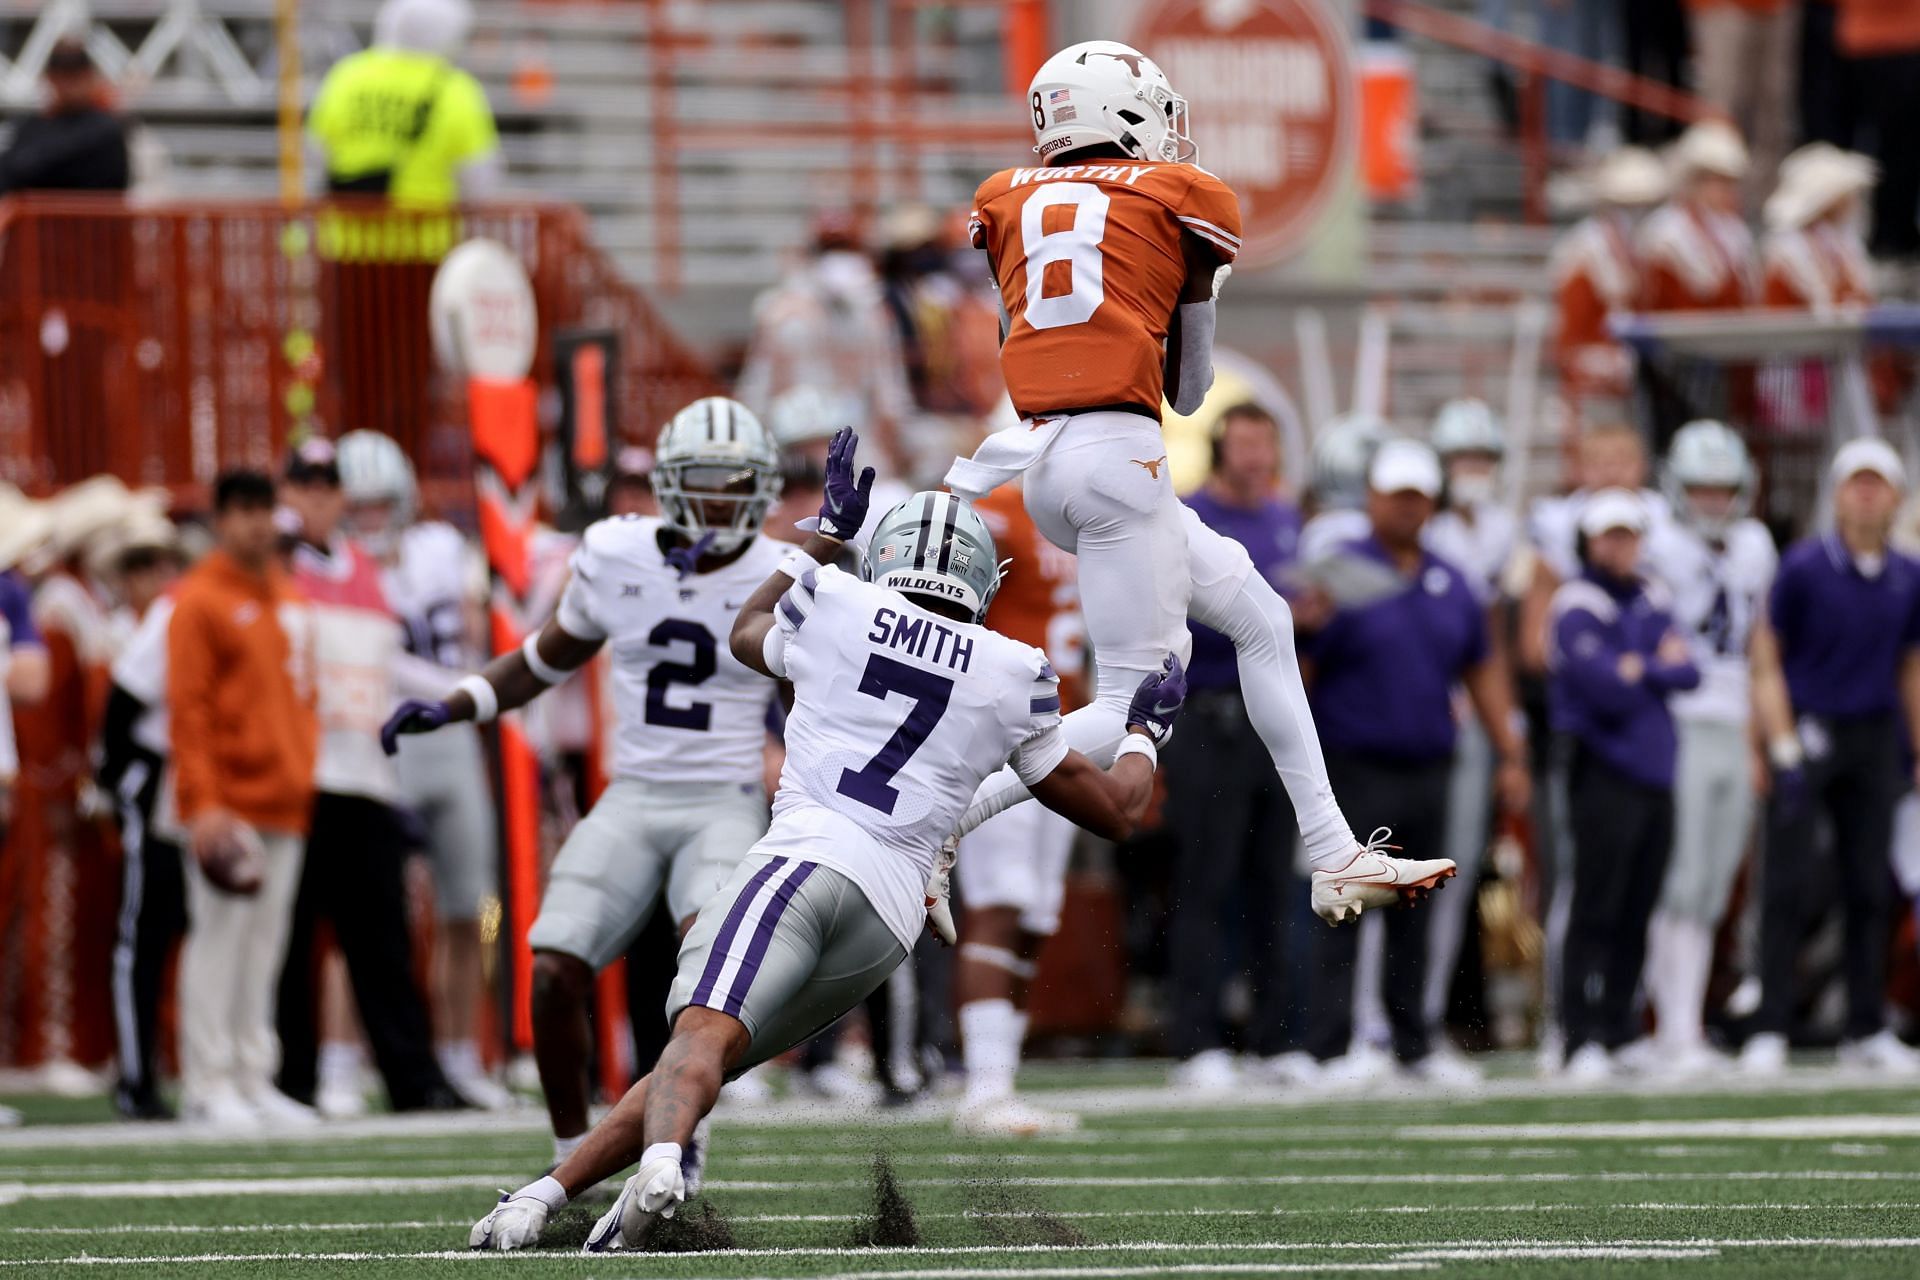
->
[384, 522, 483, 670]
[1644, 515, 1777, 724]
[557, 515, 787, 786]
[764, 564, 1064, 947]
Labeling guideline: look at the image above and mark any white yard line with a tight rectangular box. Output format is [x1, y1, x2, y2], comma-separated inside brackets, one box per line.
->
[1397, 1114, 1920, 1142]
[1397, 1247, 1715, 1261]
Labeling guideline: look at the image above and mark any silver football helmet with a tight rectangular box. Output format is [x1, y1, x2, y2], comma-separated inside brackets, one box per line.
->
[336, 429, 418, 557]
[863, 491, 1005, 623]
[1429, 398, 1505, 458]
[1310, 413, 1390, 513]
[1665, 418, 1754, 537]
[652, 397, 783, 552]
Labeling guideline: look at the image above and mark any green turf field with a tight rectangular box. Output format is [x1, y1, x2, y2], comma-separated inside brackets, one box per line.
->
[3, 1060, 1920, 1277]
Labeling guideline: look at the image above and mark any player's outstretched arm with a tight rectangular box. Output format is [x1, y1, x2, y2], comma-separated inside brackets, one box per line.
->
[1029, 655, 1187, 840]
[378, 618, 602, 755]
[731, 426, 874, 676]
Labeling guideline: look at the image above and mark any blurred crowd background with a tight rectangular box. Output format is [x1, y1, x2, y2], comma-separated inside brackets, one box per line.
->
[6, 0, 1920, 1120]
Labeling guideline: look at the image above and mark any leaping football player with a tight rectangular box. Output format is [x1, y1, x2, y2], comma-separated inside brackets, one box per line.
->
[942, 40, 1452, 918]
[381, 397, 786, 1193]
[467, 427, 1187, 1251]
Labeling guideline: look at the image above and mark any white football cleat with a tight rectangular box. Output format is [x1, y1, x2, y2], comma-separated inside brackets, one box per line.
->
[925, 834, 958, 946]
[1408, 1046, 1482, 1090]
[1561, 1042, 1614, 1083]
[1738, 1032, 1788, 1077]
[243, 1086, 321, 1129]
[181, 1085, 259, 1130]
[1168, 1047, 1239, 1092]
[953, 1094, 1081, 1138]
[1311, 828, 1454, 924]
[469, 1190, 550, 1251]
[582, 1154, 684, 1253]
[1838, 1029, 1920, 1076]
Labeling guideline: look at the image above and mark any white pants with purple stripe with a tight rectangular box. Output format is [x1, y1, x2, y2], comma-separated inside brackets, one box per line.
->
[666, 851, 906, 1075]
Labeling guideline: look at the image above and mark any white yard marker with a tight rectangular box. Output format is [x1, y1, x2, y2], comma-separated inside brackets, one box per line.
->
[1396, 1114, 1920, 1142]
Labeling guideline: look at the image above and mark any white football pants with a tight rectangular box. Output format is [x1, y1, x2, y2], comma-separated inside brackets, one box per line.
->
[950, 412, 1355, 869]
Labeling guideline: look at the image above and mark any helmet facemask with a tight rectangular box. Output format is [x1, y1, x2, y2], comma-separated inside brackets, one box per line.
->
[651, 460, 777, 554]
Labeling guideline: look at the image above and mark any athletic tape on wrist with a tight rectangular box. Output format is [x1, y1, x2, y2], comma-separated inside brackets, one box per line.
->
[521, 632, 569, 686]
[1115, 732, 1158, 769]
[456, 673, 498, 724]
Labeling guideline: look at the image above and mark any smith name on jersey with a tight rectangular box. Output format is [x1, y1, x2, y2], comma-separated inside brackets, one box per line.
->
[969, 159, 1240, 420]
[761, 564, 1066, 948]
[557, 515, 786, 786]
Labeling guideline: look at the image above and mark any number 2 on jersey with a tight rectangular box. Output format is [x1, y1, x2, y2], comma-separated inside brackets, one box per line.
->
[644, 618, 716, 730]
[1020, 182, 1110, 331]
[836, 655, 954, 815]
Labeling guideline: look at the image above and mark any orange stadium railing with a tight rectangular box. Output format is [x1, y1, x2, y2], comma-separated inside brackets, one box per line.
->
[0, 194, 720, 517]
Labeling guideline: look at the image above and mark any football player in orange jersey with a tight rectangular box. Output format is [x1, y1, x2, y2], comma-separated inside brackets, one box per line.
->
[943, 40, 1454, 922]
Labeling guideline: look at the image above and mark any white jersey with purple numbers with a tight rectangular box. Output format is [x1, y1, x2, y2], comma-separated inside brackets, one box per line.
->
[557, 516, 787, 786]
[764, 565, 1065, 948]
[383, 522, 482, 670]
[1644, 515, 1776, 725]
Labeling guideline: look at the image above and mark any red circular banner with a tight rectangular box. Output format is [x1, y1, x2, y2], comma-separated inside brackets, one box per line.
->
[1133, 0, 1357, 267]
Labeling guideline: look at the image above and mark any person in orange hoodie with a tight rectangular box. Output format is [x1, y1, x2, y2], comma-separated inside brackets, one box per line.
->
[168, 470, 319, 1128]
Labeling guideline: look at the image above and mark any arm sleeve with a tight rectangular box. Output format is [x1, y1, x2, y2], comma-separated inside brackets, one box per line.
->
[1551, 606, 1642, 719]
[1166, 300, 1217, 415]
[167, 599, 220, 823]
[554, 537, 609, 641]
[763, 566, 823, 679]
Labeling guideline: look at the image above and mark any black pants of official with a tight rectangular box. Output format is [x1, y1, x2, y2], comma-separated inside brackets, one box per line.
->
[1758, 712, 1899, 1041]
[1307, 751, 1450, 1065]
[1563, 747, 1672, 1054]
[109, 759, 188, 1108]
[276, 792, 449, 1109]
[1164, 689, 1302, 1059]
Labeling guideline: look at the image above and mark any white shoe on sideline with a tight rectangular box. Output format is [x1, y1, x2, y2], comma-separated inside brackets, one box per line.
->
[1611, 1036, 1663, 1075]
[1648, 1040, 1728, 1081]
[1409, 1047, 1482, 1090]
[954, 1094, 1080, 1138]
[1310, 829, 1455, 924]
[1561, 1043, 1614, 1083]
[1838, 1029, 1920, 1075]
[182, 1086, 259, 1130]
[801, 1062, 881, 1104]
[1246, 1051, 1321, 1087]
[1169, 1048, 1239, 1092]
[445, 1069, 515, 1111]
[1739, 1032, 1788, 1077]
[246, 1086, 321, 1128]
[0, 1104, 19, 1128]
[583, 1154, 685, 1253]
[315, 1077, 368, 1120]
[1317, 1043, 1396, 1091]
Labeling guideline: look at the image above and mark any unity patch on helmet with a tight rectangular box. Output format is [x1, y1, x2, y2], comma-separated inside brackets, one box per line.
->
[952, 551, 973, 571]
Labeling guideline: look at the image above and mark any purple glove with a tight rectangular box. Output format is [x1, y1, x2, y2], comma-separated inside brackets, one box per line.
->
[381, 699, 452, 756]
[818, 426, 876, 541]
[1126, 654, 1188, 748]
[665, 529, 718, 580]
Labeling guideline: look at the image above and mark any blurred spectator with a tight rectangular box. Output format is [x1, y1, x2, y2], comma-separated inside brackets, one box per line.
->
[1421, 400, 1522, 1040]
[1552, 148, 1670, 403]
[879, 206, 1004, 422]
[736, 217, 915, 477]
[308, 0, 500, 201]
[1623, 0, 1693, 145]
[169, 470, 317, 1127]
[1641, 422, 1785, 1075]
[1540, 0, 1618, 153]
[1298, 441, 1528, 1086]
[607, 447, 659, 519]
[1163, 405, 1306, 1092]
[1836, 0, 1920, 258]
[1547, 489, 1698, 1079]
[0, 488, 51, 709]
[1745, 440, 1920, 1075]
[1763, 144, 1878, 309]
[337, 430, 510, 1110]
[0, 39, 129, 197]
[1687, 1, 1798, 203]
[1639, 121, 1759, 312]
[277, 440, 467, 1116]
[1799, 1, 1861, 149]
[1299, 412, 1388, 564]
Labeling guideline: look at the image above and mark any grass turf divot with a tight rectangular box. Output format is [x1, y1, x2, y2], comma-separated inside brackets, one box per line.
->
[849, 1153, 921, 1247]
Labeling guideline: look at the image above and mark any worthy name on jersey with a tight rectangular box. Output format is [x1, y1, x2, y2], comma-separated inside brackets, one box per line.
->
[1004, 163, 1161, 189]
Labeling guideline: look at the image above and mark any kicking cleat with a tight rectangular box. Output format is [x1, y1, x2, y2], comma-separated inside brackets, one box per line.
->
[1310, 828, 1455, 925]
[582, 1153, 684, 1253]
[469, 1190, 550, 1251]
[925, 834, 959, 946]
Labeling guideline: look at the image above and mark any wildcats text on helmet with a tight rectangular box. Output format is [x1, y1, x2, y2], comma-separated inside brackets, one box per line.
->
[868, 605, 976, 673]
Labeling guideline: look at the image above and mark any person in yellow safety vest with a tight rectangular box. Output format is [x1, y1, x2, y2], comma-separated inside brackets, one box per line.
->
[309, 0, 502, 208]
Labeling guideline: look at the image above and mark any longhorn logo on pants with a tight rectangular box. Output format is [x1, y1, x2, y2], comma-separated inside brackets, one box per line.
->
[1131, 456, 1167, 480]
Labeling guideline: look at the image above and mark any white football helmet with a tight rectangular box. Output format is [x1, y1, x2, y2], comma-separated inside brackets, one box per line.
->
[1310, 413, 1390, 513]
[1429, 398, 1505, 458]
[652, 397, 783, 553]
[1665, 418, 1754, 537]
[336, 430, 418, 556]
[1028, 40, 1195, 165]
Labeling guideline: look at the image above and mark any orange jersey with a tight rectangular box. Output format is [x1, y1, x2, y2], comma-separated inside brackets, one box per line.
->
[969, 160, 1240, 420]
[975, 485, 1085, 711]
